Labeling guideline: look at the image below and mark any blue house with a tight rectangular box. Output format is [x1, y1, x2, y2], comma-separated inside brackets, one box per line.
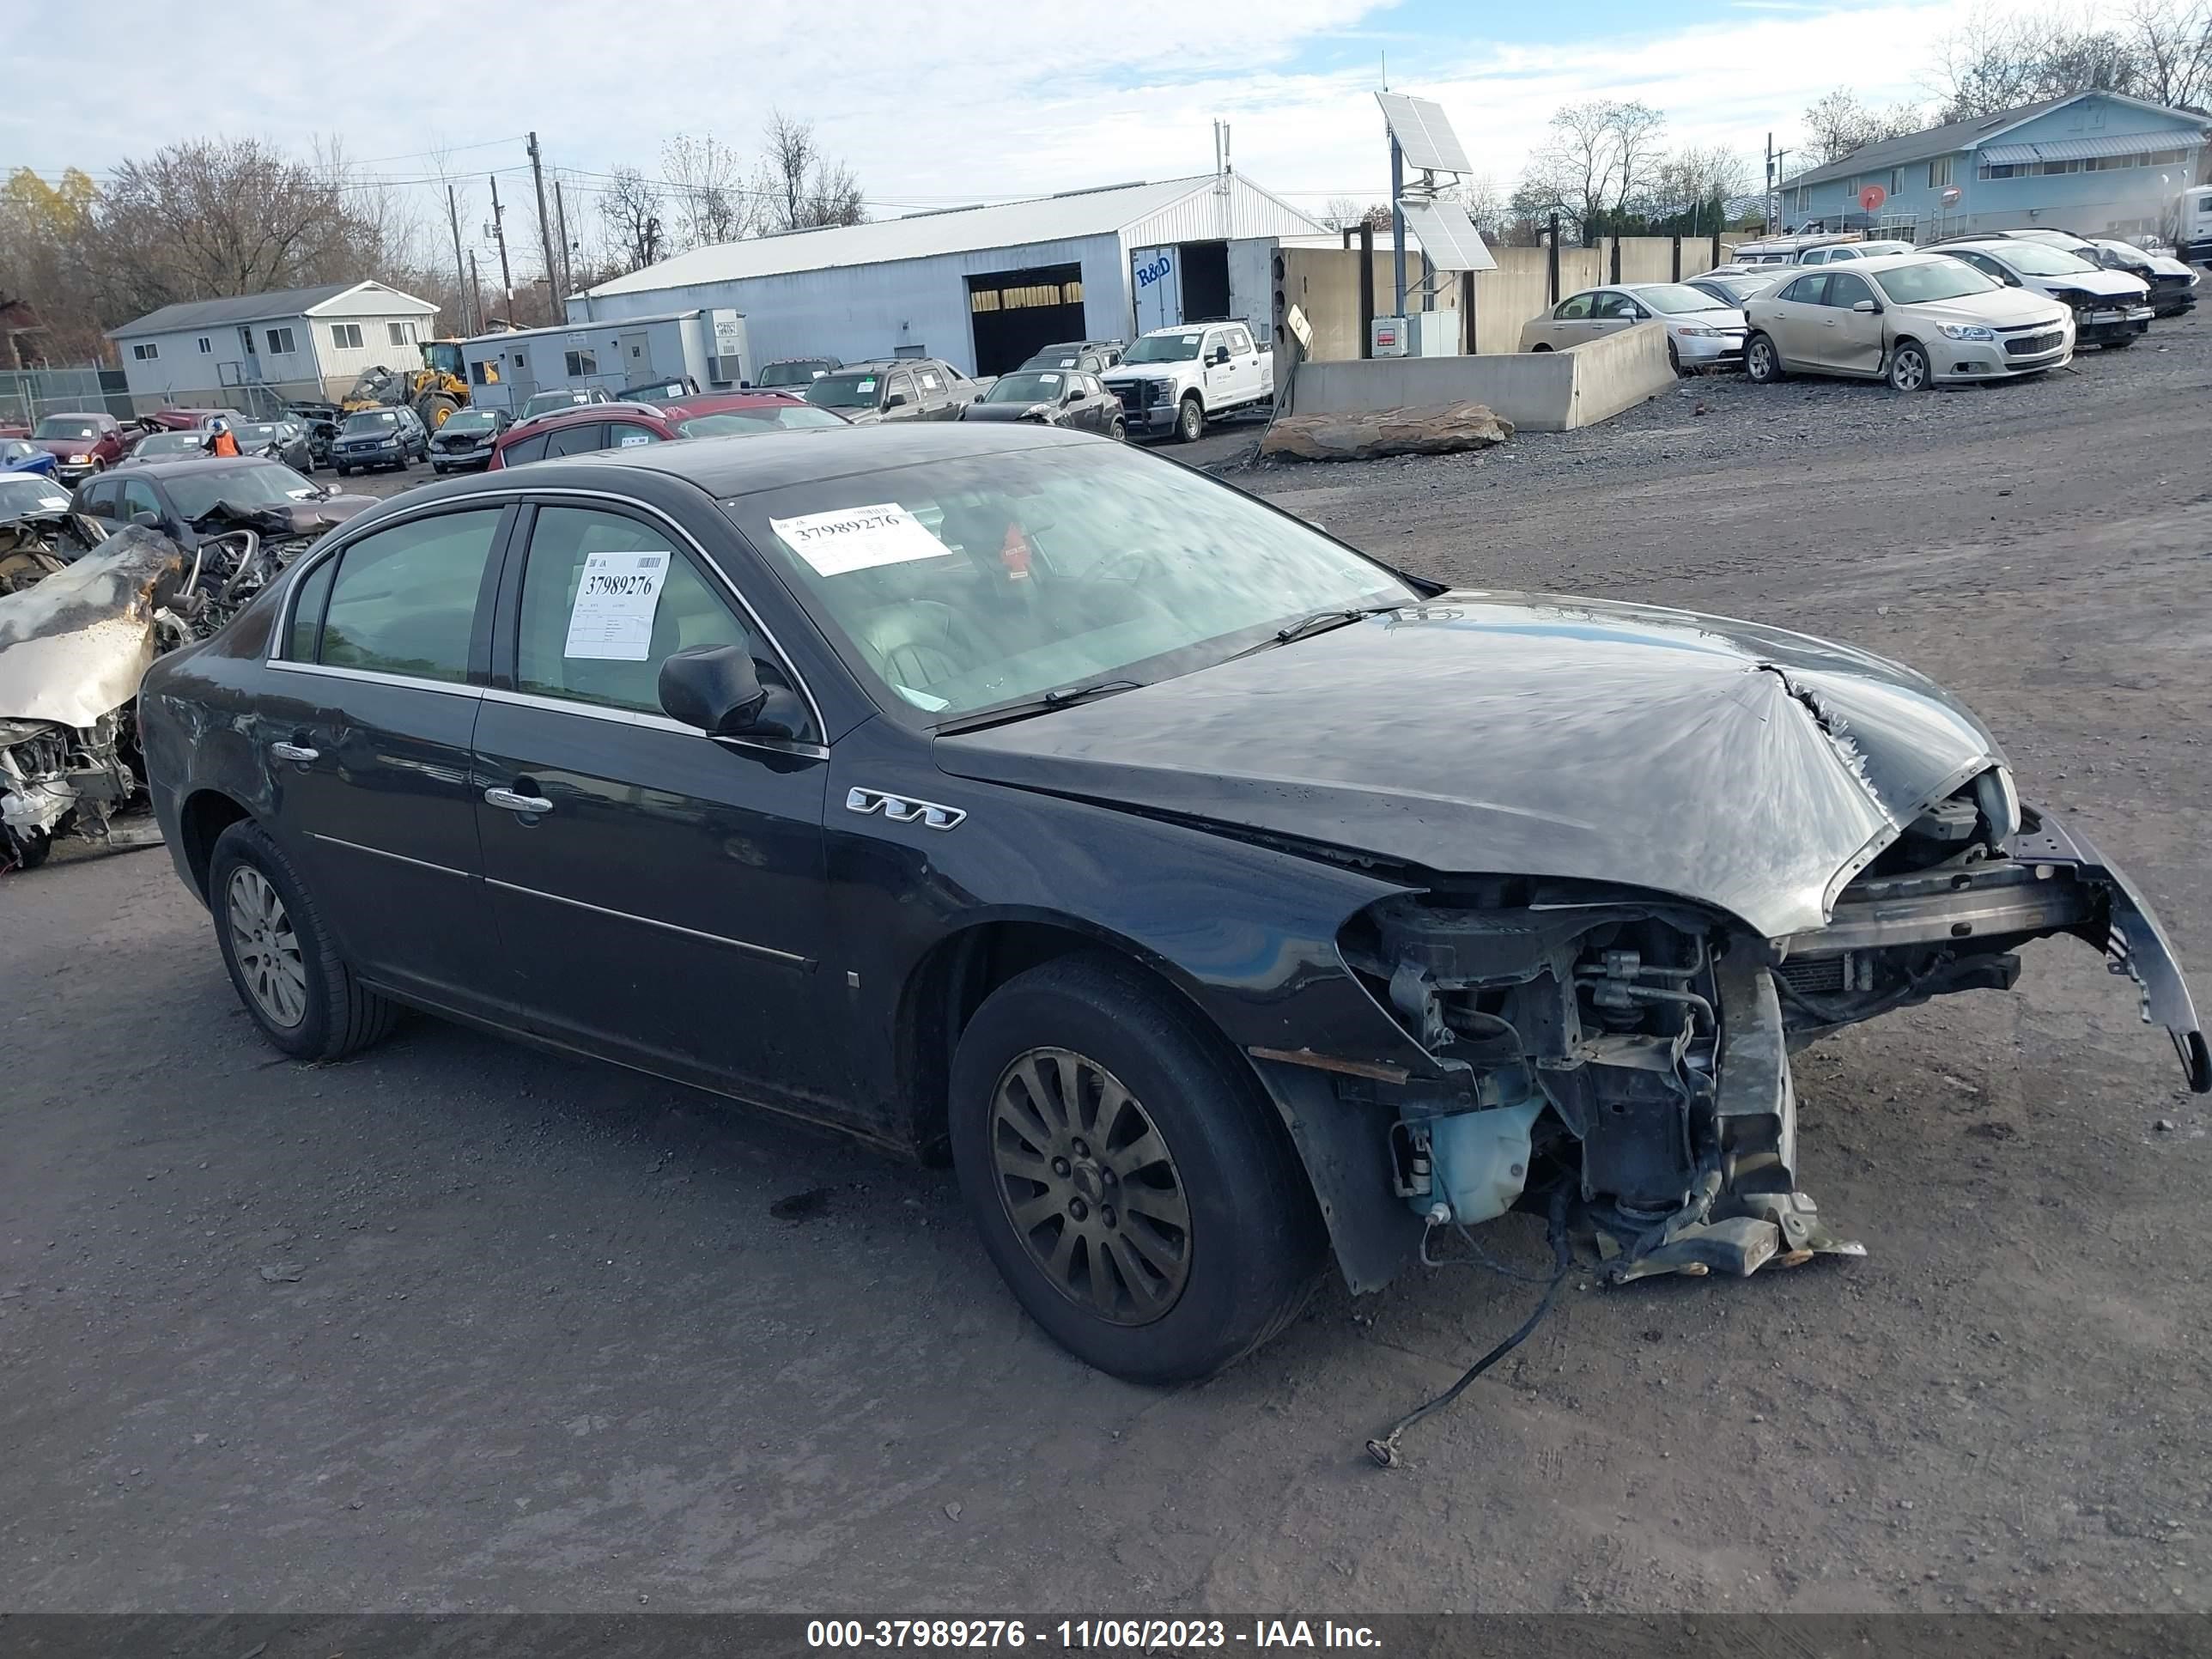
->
[1786, 91, 2209, 244]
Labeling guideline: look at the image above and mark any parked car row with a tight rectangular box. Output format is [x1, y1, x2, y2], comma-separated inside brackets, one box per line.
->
[1526, 226, 2197, 392]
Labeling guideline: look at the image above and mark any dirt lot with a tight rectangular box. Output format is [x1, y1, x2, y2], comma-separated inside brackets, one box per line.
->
[5, 323, 2209, 1614]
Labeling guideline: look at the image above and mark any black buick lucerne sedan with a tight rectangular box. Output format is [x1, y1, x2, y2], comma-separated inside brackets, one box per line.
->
[137, 425, 2206, 1382]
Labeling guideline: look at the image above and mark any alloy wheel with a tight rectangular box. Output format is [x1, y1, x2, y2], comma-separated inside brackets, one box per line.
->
[988, 1046, 1192, 1325]
[227, 866, 307, 1028]
[1892, 346, 1928, 392]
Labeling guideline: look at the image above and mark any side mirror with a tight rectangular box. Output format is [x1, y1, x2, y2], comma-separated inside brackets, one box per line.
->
[1851, 299, 1881, 313]
[658, 644, 805, 740]
[1210, 347, 1231, 365]
[1063, 388, 1082, 404]
[885, 392, 908, 408]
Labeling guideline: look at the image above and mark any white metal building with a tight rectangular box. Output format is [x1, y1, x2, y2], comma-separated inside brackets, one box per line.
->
[456, 310, 755, 413]
[570, 173, 1326, 377]
[107, 282, 441, 408]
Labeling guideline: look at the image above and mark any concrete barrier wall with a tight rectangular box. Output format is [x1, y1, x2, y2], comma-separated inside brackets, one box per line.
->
[1289, 319, 1674, 433]
[1278, 246, 1463, 362]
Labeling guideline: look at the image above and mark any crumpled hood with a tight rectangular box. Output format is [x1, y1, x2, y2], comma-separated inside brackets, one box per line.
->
[2052, 268, 2148, 301]
[934, 592, 2003, 939]
[0, 526, 185, 726]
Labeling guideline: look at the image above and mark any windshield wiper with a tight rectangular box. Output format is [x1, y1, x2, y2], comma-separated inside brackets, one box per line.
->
[1231, 604, 1402, 659]
[934, 678, 1146, 735]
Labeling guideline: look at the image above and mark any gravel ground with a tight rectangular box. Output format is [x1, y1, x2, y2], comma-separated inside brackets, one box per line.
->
[4, 316, 2209, 1615]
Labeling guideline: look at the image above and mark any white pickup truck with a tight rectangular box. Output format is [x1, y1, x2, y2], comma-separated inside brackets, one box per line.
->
[1101, 321, 1273, 442]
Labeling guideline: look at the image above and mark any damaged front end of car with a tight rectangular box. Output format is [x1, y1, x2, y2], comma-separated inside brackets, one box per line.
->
[1321, 758, 2207, 1288]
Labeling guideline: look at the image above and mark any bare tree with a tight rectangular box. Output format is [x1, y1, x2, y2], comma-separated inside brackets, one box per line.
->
[1802, 88, 1929, 165]
[662, 131, 756, 250]
[1320, 195, 1367, 231]
[1609, 101, 1669, 216]
[1513, 100, 1668, 241]
[1924, 2, 2211, 117]
[756, 111, 866, 232]
[2128, 0, 2212, 106]
[599, 165, 665, 273]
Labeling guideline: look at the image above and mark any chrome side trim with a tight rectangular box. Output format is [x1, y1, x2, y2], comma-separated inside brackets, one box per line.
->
[309, 832, 473, 880]
[483, 877, 812, 967]
[845, 786, 965, 830]
[267, 659, 483, 699]
[266, 484, 829, 744]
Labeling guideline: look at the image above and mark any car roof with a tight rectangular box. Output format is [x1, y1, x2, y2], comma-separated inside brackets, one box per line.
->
[38, 410, 111, 421]
[423, 421, 1095, 506]
[92, 454, 289, 482]
[503, 399, 664, 436]
[657, 391, 811, 418]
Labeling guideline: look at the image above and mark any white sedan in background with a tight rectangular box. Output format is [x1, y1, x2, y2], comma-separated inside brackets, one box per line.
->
[1519, 283, 1750, 373]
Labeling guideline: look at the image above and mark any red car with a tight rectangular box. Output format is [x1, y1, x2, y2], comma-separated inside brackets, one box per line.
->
[485, 390, 847, 469]
[26, 411, 134, 485]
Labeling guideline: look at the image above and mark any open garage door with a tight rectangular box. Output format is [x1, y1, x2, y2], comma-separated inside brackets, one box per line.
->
[967, 263, 1085, 377]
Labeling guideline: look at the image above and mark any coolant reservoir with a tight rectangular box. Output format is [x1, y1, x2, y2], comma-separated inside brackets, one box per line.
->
[1425, 1100, 1542, 1226]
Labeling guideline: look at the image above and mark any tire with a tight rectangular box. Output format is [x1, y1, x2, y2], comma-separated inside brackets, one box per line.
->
[336, 466, 352, 478]
[1887, 339, 1932, 392]
[949, 952, 1326, 1383]
[4, 824, 52, 872]
[1109, 416, 1127, 441]
[208, 819, 398, 1061]
[1529, 343, 1554, 353]
[1745, 332, 1784, 383]
[1175, 394, 1206, 444]
[2101, 337, 2136, 349]
[1668, 339, 1685, 376]
[416, 392, 460, 430]
[432, 463, 447, 476]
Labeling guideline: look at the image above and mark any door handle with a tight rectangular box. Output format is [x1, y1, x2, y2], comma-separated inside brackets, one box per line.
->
[270, 740, 319, 763]
[484, 786, 553, 814]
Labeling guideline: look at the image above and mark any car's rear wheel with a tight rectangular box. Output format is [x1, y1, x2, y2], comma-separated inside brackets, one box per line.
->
[1745, 332, 1784, 382]
[209, 820, 398, 1060]
[1887, 340, 1932, 391]
[1109, 416, 1127, 441]
[949, 953, 1326, 1383]
[336, 465, 352, 477]
[1175, 394, 1206, 443]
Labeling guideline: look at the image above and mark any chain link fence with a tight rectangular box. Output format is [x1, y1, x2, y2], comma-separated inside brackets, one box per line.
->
[0, 368, 134, 429]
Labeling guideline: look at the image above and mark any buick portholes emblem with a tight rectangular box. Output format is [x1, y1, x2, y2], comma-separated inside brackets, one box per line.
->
[846, 787, 966, 830]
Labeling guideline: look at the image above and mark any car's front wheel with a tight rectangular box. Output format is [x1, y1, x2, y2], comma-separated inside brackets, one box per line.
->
[1887, 340, 1932, 391]
[1109, 416, 1127, 441]
[1175, 394, 1206, 443]
[949, 953, 1326, 1383]
[209, 820, 398, 1061]
[1745, 332, 1784, 382]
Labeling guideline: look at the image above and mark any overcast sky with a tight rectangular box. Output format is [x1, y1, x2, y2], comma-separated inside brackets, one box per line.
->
[3, 0, 2053, 270]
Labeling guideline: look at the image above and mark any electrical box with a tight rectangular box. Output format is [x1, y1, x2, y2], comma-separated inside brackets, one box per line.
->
[1369, 315, 1407, 357]
[1405, 311, 1461, 357]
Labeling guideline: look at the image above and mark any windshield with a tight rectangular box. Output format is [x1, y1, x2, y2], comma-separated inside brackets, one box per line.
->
[757, 360, 834, 386]
[1121, 332, 1205, 363]
[1706, 275, 1778, 302]
[235, 423, 283, 443]
[0, 476, 71, 515]
[1635, 283, 1732, 314]
[619, 383, 691, 405]
[341, 410, 401, 433]
[1873, 260, 2002, 304]
[33, 416, 100, 441]
[805, 372, 885, 409]
[440, 410, 500, 433]
[674, 405, 848, 436]
[1995, 243, 2100, 276]
[726, 442, 1418, 722]
[982, 372, 1068, 404]
[522, 392, 594, 416]
[165, 461, 319, 520]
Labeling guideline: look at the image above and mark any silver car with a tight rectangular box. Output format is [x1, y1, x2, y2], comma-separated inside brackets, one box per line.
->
[1743, 253, 2074, 391]
[1520, 283, 1750, 372]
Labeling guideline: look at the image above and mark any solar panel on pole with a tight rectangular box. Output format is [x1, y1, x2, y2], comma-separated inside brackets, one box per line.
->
[1399, 201, 1496, 272]
[1374, 93, 1472, 176]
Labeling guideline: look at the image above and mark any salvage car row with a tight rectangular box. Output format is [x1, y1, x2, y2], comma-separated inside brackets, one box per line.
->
[1522, 227, 2197, 391]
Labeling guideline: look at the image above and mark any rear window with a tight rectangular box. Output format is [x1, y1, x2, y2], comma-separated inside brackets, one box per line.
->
[674, 405, 848, 436]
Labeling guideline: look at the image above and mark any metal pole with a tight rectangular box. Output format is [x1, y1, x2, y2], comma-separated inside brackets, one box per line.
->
[1765, 133, 1774, 234]
[1460, 268, 1475, 355]
[528, 131, 562, 318]
[446, 185, 474, 337]
[1389, 133, 1407, 319]
[555, 179, 575, 301]
[1547, 212, 1561, 305]
[489, 175, 514, 313]
[469, 251, 484, 334]
[1358, 220, 1376, 356]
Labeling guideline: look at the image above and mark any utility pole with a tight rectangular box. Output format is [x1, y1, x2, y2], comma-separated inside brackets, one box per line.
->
[527, 131, 562, 318]
[469, 250, 485, 334]
[554, 179, 575, 300]
[487, 174, 514, 316]
[446, 184, 473, 337]
[1765, 132, 1774, 234]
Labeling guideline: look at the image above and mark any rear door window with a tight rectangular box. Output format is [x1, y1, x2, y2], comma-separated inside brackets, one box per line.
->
[544, 422, 607, 459]
[312, 509, 504, 683]
[501, 432, 551, 466]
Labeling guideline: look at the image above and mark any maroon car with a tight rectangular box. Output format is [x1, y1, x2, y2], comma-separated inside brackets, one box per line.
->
[27, 411, 133, 485]
[485, 390, 847, 469]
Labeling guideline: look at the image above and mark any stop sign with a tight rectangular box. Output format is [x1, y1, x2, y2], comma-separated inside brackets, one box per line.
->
[1859, 183, 1888, 212]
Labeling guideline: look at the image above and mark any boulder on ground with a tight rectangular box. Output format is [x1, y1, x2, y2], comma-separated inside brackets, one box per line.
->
[1261, 402, 1513, 462]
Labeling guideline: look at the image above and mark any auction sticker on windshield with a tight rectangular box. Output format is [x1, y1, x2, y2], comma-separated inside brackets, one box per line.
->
[771, 503, 954, 578]
[564, 550, 670, 660]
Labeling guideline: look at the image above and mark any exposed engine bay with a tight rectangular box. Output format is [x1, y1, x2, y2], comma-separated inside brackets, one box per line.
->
[0, 511, 303, 870]
[1339, 766, 2209, 1285]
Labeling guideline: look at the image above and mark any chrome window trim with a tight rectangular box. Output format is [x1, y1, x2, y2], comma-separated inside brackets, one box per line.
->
[267, 484, 827, 744]
[268, 659, 483, 699]
[483, 877, 811, 967]
[476, 684, 830, 760]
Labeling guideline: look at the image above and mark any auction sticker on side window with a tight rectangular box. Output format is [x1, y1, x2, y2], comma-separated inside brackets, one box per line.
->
[564, 550, 670, 660]
[770, 503, 954, 578]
